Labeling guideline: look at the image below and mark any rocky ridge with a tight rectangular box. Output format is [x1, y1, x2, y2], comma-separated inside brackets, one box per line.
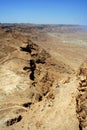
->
[76, 60, 87, 130]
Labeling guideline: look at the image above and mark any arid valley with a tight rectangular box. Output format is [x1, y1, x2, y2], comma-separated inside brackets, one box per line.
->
[0, 24, 87, 130]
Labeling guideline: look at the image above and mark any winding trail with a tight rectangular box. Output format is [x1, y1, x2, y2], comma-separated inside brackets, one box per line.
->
[0, 105, 27, 112]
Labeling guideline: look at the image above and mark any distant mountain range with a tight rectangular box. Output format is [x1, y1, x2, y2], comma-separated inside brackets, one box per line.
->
[0, 23, 87, 33]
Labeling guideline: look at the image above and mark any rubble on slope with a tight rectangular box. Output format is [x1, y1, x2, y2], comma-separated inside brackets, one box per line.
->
[76, 60, 87, 130]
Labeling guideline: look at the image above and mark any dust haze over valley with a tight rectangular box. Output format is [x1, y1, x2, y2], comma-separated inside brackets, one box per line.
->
[0, 23, 87, 130]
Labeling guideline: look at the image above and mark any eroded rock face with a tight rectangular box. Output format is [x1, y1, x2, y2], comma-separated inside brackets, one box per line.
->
[6, 115, 22, 126]
[20, 41, 55, 97]
[76, 61, 87, 130]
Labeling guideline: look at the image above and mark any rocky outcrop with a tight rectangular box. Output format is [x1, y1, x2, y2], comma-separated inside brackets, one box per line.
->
[6, 115, 22, 126]
[20, 40, 55, 98]
[76, 60, 87, 130]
